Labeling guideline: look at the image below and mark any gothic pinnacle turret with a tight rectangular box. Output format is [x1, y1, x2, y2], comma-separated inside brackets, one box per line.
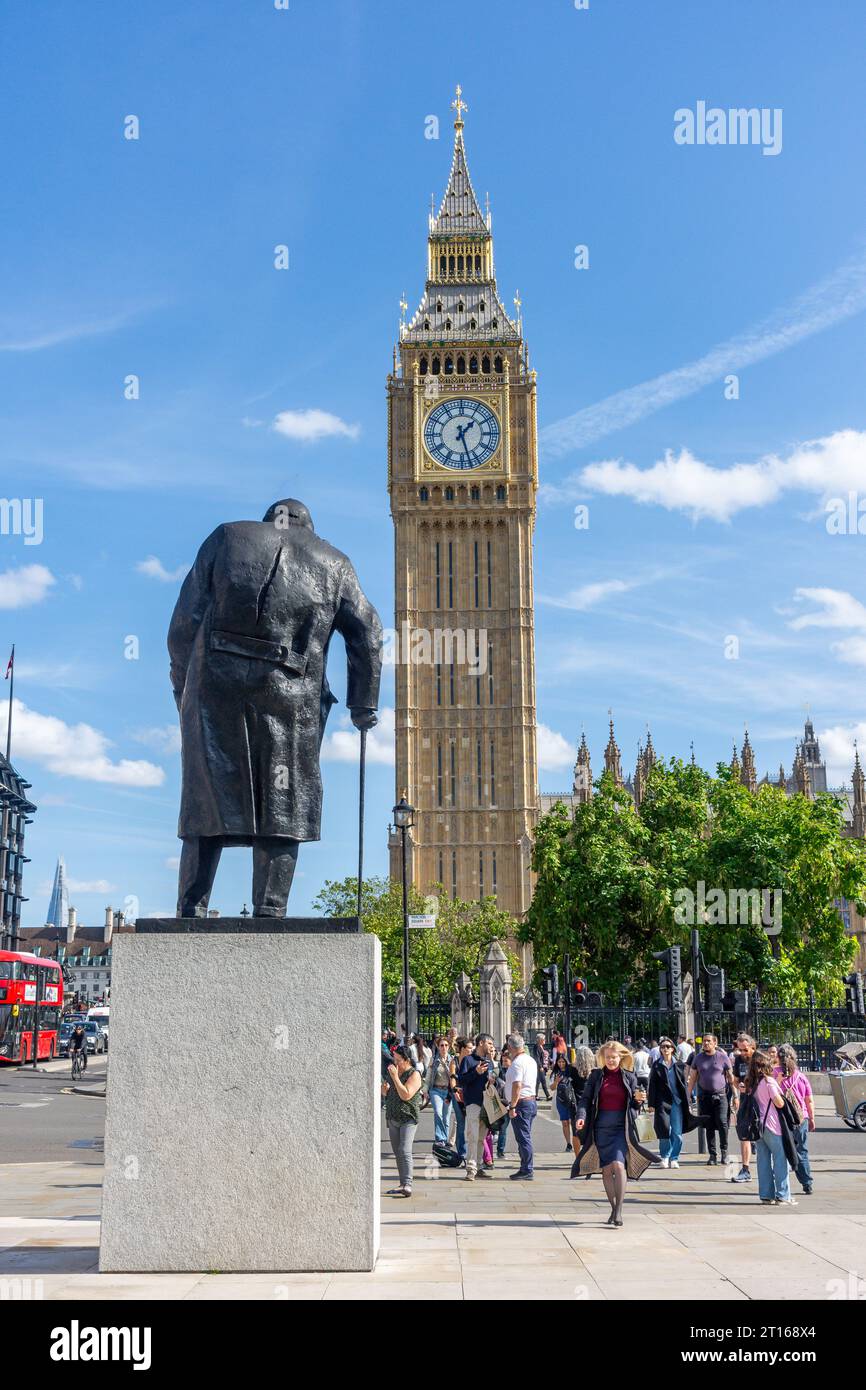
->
[741, 728, 757, 794]
[604, 716, 623, 788]
[572, 731, 592, 804]
[853, 742, 866, 838]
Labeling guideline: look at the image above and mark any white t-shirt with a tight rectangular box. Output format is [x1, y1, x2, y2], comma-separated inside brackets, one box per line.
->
[633, 1049, 650, 1074]
[676, 1042, 691, 1063]
[505, 1051, 538, 1100]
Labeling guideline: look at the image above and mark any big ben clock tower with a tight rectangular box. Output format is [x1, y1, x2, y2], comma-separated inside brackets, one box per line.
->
[388, 88, 539, 936]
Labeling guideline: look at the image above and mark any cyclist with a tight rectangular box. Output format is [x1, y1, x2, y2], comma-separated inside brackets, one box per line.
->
[70, 1022, 87, 1075]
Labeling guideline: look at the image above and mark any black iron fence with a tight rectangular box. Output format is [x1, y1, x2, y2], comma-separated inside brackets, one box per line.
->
[513, 1003, 681, 1050]
[700, 1004, 866, 1071]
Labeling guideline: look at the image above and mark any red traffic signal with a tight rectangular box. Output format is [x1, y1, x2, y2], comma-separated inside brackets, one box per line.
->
[572, 978, 587, 1006]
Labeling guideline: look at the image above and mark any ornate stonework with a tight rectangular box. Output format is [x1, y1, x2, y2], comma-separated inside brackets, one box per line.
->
[388, 91, 539, 933]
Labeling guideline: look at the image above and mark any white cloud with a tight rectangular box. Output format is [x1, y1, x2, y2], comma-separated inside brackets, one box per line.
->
[134, 724, 182, 755]
[0, 310, 136, 353]
[10, 699, 164, 787]
[539, 578, 635, 611]
[135, 556, 188, 583]
[0, 564, 55, 609]
[540, 248, 866, 456]
[787, 588, 866, 667]
[322, 707, 395, 765]
[537, 724, 575, 772]
[562, 429, 866, 524]
[68, 878, 117, 895]
[814, 722, 866, 785]
[272, 409, 361, 443]
[165, 856, 180, 870]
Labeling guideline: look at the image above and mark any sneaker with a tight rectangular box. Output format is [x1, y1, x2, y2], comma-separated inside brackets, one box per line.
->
[802, 1184, 813, 1195]
[775, 1196, 797, 1206]
[565, 1143, 572, 1153]
[509, 1170, 533, 1181]
[733, 1167, 752, 1184]
[477, 1169, 493, 1179]
[465, 1170, 476, 1182]
[669, 1160, 680, 1169]
[659, 1157, 670, 1168]
[760, 1198, 775, 1204]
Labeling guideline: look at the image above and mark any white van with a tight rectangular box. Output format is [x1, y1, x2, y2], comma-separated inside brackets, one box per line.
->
[86, 1006, 109, 1048]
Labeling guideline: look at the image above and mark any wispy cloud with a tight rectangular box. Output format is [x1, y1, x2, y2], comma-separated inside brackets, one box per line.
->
[133, 725, 182, 755]
[0, 310, 138, 353]
[10, 699, 164, 787]
[549, 428, 866, 524]
[272, 409, 360, 443]
[788, 587, 866, 666]
[0, 564, 55, 609]
[540, 249, 866, 457]
[538, 578, 636, 612]
[135, 556, 188, 583]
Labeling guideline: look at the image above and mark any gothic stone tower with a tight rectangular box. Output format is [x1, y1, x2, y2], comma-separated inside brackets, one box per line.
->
[387, 89, 539, 923]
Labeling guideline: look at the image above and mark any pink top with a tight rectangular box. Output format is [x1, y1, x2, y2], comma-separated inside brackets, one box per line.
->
[753, 1076, 784, 1134]
[773, 1068, 812, 1112]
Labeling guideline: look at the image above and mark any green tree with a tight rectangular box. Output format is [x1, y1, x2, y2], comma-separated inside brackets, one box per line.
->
[522, 759, 866, 1003]
[313, 875, 519, 1000]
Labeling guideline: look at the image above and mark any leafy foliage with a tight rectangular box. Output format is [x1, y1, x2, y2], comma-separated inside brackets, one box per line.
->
[521, 761, 865, 1004]
[313, 875, 520, 999]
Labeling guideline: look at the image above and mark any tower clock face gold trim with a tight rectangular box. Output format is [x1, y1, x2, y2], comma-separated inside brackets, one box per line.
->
[423, 397, 500, 470]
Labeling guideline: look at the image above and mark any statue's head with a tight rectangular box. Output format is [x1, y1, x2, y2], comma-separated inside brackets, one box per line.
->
[262, 499, 314, 532]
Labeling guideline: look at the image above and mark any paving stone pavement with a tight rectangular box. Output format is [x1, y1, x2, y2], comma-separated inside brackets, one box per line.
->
[1, 1149, 864, 1300]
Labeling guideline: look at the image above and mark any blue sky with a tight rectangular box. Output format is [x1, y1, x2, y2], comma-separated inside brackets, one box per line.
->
[3, 1, 866, 925]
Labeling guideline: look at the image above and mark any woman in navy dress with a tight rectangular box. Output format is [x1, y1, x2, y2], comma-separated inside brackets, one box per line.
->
[572, 1041, 656, 1226]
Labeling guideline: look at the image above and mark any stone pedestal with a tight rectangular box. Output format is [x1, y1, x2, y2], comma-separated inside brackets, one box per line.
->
[99, 920, 380, 1272]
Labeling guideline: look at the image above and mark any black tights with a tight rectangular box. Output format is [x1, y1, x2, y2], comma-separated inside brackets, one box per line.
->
[601, 1161, 627, 1219]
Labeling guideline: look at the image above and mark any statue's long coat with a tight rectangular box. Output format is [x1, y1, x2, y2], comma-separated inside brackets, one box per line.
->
[168, 519, 382, 843]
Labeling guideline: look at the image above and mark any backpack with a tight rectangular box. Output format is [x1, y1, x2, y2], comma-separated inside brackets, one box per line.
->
[432, 1141, 464, 1169]
[779, 1077, 805, 1127]
[736, 1092, 768, 1144]
[556, 1076, 576, 1114]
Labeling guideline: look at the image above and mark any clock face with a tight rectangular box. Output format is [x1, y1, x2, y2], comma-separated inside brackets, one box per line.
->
[423, 397, 500, 470]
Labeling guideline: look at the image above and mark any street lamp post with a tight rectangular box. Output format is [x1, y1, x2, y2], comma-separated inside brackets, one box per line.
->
[392, 794, 414, 1045]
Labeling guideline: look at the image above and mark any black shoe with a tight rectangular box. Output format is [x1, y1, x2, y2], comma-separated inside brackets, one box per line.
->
[802, 1184, 813, 1194]
[707, 1156, 718, 1166]
[606, 1213, 616, 1225]
[613, 1217, 623, 1227]
[509, 1170, 533, 1180]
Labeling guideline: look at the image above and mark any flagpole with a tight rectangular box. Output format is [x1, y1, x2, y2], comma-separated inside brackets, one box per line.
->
[5, 644, 13, 763]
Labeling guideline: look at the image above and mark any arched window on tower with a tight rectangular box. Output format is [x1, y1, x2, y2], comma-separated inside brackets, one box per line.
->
[469, 319, 476, 330]
[445, 318, 452, 331]
[436, 298, 443, 313]
[482, 354, 491, 374]
[456, 355, 466, 375]
[423, 319, 430, 331]
[431, 355, 440, 374]
[439, 256, 446, 277]
[444, 486, 454, 501]
[469, 355, 478, 373]
[479, 299, 485, 313]
[448, 255, 455, 276]
[419, 356, 428, 375]
[475, 254, 482, 276]
[419, 486, 429, 502]
[470, 485, 480, 501]
[457, 299, 464, 313]
[444, 355, 454, 375]
[457, 256, 464, 276]
[496, 484, 507, 501]
[494, 355, 503, 373]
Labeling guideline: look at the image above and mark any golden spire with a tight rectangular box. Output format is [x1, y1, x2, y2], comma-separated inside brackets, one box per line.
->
[451, 83, 468, 130]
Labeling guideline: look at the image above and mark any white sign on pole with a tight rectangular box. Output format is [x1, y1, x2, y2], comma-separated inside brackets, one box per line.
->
[408, 914, 436, 930]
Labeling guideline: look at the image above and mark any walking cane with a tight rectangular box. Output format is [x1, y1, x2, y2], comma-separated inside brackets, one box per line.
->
[356, 726, 367, 922]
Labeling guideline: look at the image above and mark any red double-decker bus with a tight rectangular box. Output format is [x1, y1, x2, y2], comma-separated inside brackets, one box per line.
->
[0, 951, 64, 1063]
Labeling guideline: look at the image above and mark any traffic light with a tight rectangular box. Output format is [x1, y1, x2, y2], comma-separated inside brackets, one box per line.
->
[586, 990, 604, 1007]
[572, 978, 588, 1008]
[540, 963, 559, 1006]
[705, 964, 726, 1012]
[653, 946, 683, 1011]
[843, 972, 865, 1015]
[732, 988, 750, 1016]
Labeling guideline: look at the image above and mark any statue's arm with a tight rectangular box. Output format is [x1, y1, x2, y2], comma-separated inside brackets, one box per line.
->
[333, 564, 383, 732]
[167, 528, 221, 710]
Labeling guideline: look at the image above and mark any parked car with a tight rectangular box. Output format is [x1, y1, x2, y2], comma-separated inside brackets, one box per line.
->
[58, 1023, 75, 1057]
[83, 1020, 106, 1055]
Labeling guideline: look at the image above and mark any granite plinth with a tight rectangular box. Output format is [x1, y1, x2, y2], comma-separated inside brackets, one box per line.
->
[99, 929, 380, 1272]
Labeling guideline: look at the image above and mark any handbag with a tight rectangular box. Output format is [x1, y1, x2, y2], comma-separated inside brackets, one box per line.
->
[483, 1083, 509, 1130]
[779, 1078, 804, 1128]
[636, 1108, 656, 1144]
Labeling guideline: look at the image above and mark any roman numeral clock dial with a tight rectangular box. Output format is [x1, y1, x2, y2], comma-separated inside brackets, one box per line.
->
[423, 397, 499, 470]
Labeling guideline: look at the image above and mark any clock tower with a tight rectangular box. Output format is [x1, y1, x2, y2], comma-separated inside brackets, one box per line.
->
[388, 88, 539, 936]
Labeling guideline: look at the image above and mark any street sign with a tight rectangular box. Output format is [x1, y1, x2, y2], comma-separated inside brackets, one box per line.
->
[408, 913, 436, 929]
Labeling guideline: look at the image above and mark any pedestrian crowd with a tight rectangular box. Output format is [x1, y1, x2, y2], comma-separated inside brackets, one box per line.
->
[379, 1026, 817, 1215]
